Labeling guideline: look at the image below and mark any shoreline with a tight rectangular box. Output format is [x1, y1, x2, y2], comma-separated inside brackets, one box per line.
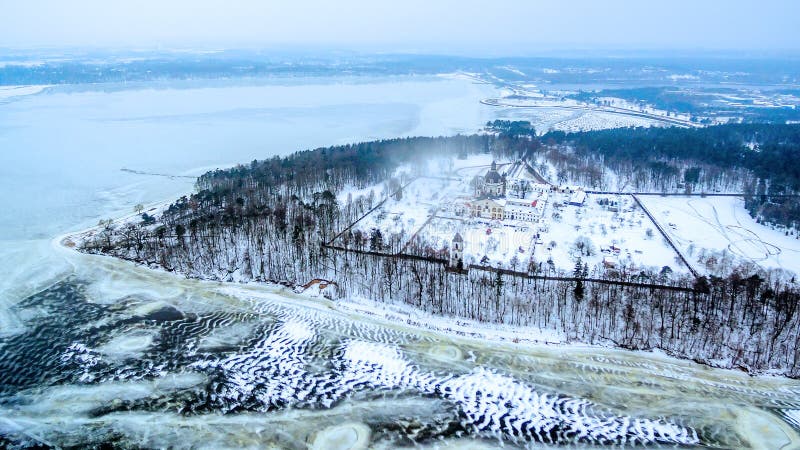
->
[58, 194, 181, 250]
[57, 223, 796, 382]
[0, 84, 53, 101]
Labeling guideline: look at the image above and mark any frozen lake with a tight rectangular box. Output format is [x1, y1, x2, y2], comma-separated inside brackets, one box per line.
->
[1, 75, 800, 448]
[0, 76, 495, 241]
[0, 75, 495, 320]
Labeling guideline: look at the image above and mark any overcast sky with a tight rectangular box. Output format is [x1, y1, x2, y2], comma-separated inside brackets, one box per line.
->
[1, 0, 799, 54]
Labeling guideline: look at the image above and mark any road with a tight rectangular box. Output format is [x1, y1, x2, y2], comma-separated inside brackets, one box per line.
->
[481, 98, 699, 128]
[631, 194, 700, 279]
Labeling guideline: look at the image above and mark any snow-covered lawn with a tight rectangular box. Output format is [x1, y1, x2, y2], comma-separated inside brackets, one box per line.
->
[336, 156, 520, 255]
[638, 195, 800, 276]
[419, 153, 501, 180]
[410, 192, 685, 276]
[336, 162, 708, 279]
[413, 217, 536, 269]
[452, 153, 495, 170]
[337, 154, 504, 204]
[537, 193, 686, 276]
[343, 177, 466, 251]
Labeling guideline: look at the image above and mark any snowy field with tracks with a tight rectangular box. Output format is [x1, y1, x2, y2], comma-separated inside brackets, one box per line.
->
[639, 195, 800, 276]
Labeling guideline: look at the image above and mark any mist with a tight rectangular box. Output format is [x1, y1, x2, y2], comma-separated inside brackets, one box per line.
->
[2, 0, 799, 54]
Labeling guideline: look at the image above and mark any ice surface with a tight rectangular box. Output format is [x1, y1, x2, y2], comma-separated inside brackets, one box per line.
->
[0, 75, 497, 336]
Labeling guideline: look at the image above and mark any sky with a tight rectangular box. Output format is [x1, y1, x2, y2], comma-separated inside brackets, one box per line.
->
[1, 0, 799, 54]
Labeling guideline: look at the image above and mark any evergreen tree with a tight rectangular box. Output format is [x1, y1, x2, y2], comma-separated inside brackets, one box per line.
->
[573, 257, 584, 278]
[369, 228, 383, 251]
[574, 279, 585, 302]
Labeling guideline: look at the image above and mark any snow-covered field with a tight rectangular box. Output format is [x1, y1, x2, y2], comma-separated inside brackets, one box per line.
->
[340, 155, 513, 252]
[538, 193, 686, 276]
[340, 158, 686, 276]
[638, 195, 800, 276]
[343, 177, 467, 251]
[496, 107, 662, 134]
[552, 110, 660, 132]
[595, 96, 693, 122]
[415, 217, 537, 268]
[483, 85, 696, 133]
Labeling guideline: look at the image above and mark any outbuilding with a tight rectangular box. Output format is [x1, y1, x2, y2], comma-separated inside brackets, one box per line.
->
[568, 190, 586, 206]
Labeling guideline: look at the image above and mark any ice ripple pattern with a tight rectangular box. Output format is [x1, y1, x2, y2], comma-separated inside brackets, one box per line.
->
[194, 322, 700, 446]
[340, 341, 699, 446]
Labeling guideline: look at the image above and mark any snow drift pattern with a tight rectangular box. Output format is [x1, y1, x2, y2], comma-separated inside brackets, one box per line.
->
[194, 320, 699, 446]
[340, 340, 699, 446]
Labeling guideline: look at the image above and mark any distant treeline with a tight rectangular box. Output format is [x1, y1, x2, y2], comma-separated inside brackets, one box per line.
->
[486, 120, 536, 137]
[194, 135, 492, 202]
[5, 53, 800, 87]
[568, 87, 800, 124]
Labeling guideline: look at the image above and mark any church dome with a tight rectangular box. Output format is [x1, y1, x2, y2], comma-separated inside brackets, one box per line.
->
[485, 161, 503, 184]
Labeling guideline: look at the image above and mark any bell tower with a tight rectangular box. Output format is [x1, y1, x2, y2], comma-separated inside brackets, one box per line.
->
[449, 232, 464, 269]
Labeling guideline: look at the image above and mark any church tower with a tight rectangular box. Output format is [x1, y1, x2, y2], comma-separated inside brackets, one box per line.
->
[449, 232, 464, 269]
[483, 161, 505, 197]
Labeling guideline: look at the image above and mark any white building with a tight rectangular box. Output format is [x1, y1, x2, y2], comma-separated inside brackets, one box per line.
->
[479, 161, 506, 197]
[450, 195, 472, 216]
[504, 196, 546, 222]
[449, 232, 464, 268]
[568, 190, 587, 206]
[471, 198, 506, 220]
[531, 183, 550, 193]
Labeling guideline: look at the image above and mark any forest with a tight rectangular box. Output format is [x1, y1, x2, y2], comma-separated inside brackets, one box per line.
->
[539, 124, 800, 229]
[79, 126, 800, 377]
